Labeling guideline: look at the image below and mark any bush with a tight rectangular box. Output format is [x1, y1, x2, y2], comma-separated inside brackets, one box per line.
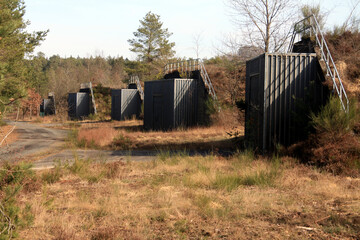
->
[310, 96, 358, 135]
[296, 96, 360, 176]
[0, 162, 37, 239]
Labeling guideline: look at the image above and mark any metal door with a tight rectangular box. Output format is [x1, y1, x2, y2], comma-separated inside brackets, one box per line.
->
[248, 74, 262, 147]
[153, 95, 163, 130]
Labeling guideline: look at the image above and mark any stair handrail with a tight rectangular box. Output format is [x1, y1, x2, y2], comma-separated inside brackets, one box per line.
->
[164, 59, 217, 101]
[288, 14, 349, 112]
[129, 75, 144, 100]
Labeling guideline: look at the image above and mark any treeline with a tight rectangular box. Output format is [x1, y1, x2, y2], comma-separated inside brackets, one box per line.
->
[25, 54, 131, 100]
[24, 53, 190, 101]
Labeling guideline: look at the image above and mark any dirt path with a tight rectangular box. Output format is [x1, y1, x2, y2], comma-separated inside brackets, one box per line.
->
[0, 121, 68, 162]
[0, 121, 157, 169]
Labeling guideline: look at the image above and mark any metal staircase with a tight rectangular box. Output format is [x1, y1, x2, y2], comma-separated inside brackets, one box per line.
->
[129, 75, 144, 101]
[164, 59, 217, 101]
[288, 14, 349, 112]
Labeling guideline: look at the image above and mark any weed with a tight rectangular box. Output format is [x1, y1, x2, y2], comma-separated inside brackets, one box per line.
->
[233, 149, 255, 167]
[88, 113, 98, 121]
[66, 157, 92, 175]
[174, 219, 189, 234]
[92, 208, 108, 220]
[157, 150, 170, 162]
[213, 157, 282, 191]
[66, 128, 79, 147]
[213, 174, 243, 192]
[112, 134, 133, 150]
[149, 211, 167, 223]
[41, 165, 63, 184]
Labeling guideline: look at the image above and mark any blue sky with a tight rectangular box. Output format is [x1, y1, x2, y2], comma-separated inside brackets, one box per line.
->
[24, 0, 357, 59]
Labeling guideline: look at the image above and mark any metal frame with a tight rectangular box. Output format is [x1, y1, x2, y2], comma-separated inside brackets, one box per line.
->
[164, 59, 217, 101]
[129, 75, 144, 100]
[288, 14, 349, 112]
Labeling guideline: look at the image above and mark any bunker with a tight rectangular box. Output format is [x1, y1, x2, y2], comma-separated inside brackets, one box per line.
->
[40, 93, 56, 116]
[111, 89, 141, 121]
[68, 92, 90, 119]
[245, 53, 329, 151]
[144, 78, 203, 130]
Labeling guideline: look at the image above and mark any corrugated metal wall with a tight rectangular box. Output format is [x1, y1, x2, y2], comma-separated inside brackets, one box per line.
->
[144, 79, 199, 130]
[68, 92, 90, 119]
[174, 79, 198, 127]
[40, 99, 55, 116]
[111, 89, 141, 121]
[245, 53, 329, 151]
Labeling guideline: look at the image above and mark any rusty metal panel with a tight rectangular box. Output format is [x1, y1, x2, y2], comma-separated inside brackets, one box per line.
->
[246, 53, 328, 151]
[111, 89, 141, 121]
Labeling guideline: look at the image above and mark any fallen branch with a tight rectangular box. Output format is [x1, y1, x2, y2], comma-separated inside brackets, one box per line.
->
[295, 226, 317, 231]
[0, 126, 16, 146]
[315, 215, 331, 224]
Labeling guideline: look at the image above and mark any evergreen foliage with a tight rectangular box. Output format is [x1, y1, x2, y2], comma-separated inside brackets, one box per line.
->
[0, 0, 48, 115]
[128, 11, 175, 63]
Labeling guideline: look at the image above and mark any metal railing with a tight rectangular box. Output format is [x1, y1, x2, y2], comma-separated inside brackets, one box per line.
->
[288, 14, 349, 112]
[80, 82, 97, 114]
[129, 75, 144, 100]
[164, 59, 217, 101]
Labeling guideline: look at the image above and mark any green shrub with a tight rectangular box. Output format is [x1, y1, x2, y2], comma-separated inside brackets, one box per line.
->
[0, 162, 36, 239]
[310, 96, 358, 135]
[298, 96, 360, 175]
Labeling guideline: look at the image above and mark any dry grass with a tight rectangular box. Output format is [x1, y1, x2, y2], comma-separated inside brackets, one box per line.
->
[0, 124, 18, 147]
[17, 154, 360, 239]
[71, 119, 240, 151]
[77, 127, 118, 147]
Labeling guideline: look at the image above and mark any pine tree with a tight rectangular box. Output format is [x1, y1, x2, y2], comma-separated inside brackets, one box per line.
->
[128, 11, 175, 63]
[0, 0, 48, 114]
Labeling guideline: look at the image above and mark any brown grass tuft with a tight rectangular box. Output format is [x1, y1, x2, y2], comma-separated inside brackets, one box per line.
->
[77, 127, 118, 147]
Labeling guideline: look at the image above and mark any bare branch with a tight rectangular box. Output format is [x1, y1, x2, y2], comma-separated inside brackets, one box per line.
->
[226, 0, 296, 52]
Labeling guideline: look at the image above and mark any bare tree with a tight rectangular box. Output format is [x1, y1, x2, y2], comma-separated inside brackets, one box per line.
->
[342, 0, 360, 32]
[192, 31, 204, 59]
[227, 0, 296, 52]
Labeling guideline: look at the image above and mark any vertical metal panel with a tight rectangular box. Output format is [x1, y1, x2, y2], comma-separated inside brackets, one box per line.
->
[76, 92, 90, 118]
[144, 80, 174, 130]
[111, 89, 141, 121]
[174, 79, 198, 128]
[68, 92, 90, 119]
[246, 53, 329, 151]
[144, 78, 200, 130]
[120, 89, 141, 120]
[111, 89, 121, 120]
